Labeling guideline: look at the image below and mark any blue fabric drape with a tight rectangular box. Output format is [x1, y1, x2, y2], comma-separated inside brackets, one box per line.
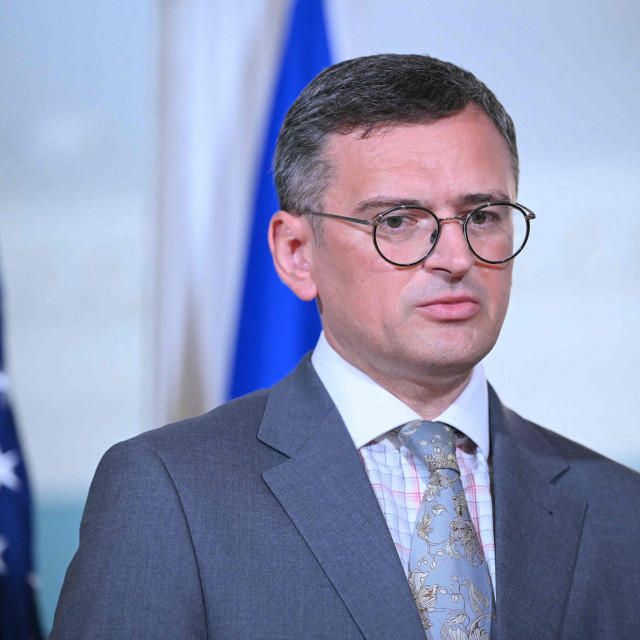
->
[230, 0, 331, 398]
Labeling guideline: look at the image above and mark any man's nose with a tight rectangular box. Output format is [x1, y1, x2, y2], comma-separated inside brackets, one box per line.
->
[422, 218, 475, 277]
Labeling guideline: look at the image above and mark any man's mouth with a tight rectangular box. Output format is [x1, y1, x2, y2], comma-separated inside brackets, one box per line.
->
[416, 295, 480, 320]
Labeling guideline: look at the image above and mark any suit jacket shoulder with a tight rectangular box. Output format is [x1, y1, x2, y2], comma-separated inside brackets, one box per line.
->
[489, 387, 640, 640]
[50, 432, 209, 639]
[497, 395, 640, 499]
[139, 386, 273, 467]
[51, 357, 424, 640]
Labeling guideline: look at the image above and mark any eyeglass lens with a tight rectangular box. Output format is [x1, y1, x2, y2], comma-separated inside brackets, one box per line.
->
[373, 205, 528, 265]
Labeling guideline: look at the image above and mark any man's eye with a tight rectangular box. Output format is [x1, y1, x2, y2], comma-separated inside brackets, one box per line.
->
[470, 211, 488, 225]
[385, 216, 405, 229]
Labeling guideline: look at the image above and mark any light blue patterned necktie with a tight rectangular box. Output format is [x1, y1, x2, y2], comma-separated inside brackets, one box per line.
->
[398, 420, 495, 640]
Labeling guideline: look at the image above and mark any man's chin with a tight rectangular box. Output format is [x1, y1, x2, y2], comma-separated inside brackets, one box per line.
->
[371, 345, 484, 383]
[392, 334, 496, 378]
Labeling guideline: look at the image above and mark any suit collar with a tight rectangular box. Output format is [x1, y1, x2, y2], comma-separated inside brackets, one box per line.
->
[257, 353, 334, 457]
[489, 385, 586, 640]
[259, 356, 426, 640]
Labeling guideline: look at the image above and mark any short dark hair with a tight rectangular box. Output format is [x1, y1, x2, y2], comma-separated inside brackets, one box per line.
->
[274, 54, 518, 221]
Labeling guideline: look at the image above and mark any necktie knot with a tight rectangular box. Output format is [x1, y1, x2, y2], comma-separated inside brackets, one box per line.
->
[398, 420, 460, 473]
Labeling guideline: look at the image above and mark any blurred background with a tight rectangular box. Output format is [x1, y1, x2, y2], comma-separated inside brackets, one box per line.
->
[1, 0, 639, 634]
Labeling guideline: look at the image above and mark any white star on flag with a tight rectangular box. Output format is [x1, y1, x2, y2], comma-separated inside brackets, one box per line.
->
[0, 536, 8, 575]
[0, 371, 9, 393]
[0, 446, 21, 491]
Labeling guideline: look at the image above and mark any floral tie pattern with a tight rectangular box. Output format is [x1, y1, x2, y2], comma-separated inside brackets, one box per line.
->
[398, 421, 495, 640]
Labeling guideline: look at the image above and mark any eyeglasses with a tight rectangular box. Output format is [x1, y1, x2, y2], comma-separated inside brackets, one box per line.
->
[303, 202, 536, 266]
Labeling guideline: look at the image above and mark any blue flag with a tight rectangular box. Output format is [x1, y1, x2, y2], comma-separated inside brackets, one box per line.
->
[0, 268, 41, 639]
[229, 0, 331, 398]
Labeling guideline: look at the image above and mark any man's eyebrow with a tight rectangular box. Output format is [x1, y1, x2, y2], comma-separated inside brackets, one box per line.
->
[455, 191, 512, 207]
[352, 197, 424, 216]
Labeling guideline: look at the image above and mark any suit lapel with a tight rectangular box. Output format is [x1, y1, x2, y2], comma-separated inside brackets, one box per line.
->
[489, 387, 586, 640]
[259, 358, 426, 640]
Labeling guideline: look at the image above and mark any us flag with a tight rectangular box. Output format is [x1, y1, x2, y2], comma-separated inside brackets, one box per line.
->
[0, 266, 41, 639]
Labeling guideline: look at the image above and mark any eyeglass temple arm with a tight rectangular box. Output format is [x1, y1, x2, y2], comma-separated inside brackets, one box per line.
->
[306, 205, 536, 223]
[304, 211, 375, 226]
[517, 203, 536, 221]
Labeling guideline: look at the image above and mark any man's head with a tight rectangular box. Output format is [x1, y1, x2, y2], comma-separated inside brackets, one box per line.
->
[269, 54, 522, 396]
[274, 54, 518, 223]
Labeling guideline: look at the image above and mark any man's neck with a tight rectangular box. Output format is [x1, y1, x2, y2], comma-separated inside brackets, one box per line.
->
[324, 334, 474, 421]
[354, 364, 472, 421]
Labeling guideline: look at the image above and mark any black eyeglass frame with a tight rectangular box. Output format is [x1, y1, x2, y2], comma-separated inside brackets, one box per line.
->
[303, 202, 536, 266]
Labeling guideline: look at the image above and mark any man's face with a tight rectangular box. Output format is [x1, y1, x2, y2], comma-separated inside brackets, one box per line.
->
[307, 106, 516, 386]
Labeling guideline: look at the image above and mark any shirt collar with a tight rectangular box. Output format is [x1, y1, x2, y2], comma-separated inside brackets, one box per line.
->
[311, 331, 490, 456]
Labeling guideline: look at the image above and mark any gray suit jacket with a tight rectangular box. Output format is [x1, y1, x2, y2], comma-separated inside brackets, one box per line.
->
[51, 355, 640, 639]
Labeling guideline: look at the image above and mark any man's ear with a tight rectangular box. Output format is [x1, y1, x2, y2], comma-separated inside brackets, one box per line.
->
[268, 211, 318, 301]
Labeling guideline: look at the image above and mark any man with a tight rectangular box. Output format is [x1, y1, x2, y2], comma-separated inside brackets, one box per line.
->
[51, 55, 640, 639]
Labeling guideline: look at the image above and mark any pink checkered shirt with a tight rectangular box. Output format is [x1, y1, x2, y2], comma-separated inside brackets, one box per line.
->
[358, 432, 495, 590]
[311, 332, 496, 591]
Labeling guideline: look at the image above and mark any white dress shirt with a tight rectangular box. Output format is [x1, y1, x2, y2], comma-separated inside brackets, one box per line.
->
[311, 331, 496, 589]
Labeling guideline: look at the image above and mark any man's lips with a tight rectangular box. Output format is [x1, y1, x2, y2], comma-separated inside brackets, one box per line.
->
[416, 295, 480, 320]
